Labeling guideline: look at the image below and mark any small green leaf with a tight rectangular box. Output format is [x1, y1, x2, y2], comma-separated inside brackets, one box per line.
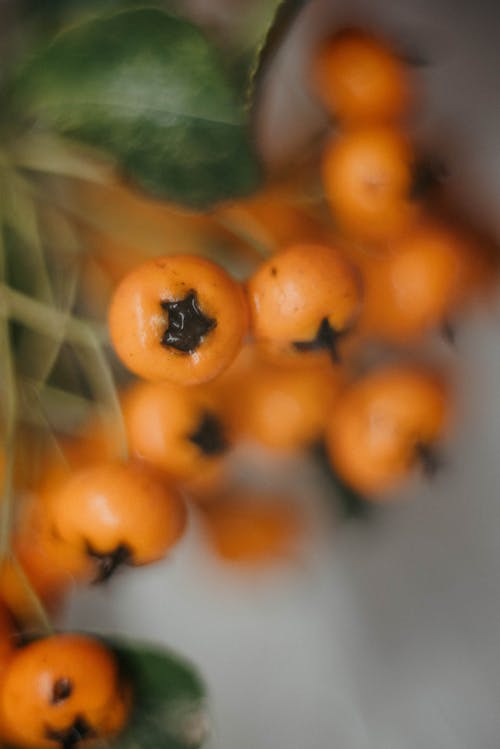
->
[106, 638, 209, 749]
[11, 8, 260, 209]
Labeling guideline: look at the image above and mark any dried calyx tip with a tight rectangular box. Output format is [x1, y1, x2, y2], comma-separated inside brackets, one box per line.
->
[293, 317, 349, 363]
[189, 412, 228, 456]
[45, 715, 95, 749]
[86, 542, 132, 583]
[415, 441, 442, 477]
[161, 290, 216, 354]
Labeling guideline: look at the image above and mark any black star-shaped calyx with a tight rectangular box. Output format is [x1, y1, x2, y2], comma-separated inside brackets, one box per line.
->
[161, 290, 216, 354]
[414, 442, 443, 477]
[85, 542, 132, 583]
[409, 159, 448, 201]
[189, 412, 228, 456]
[51, 678, 73, 705]
[45, 715, 96, 749]
[441, 319, 455, 346]
[293, 317, 349, 363]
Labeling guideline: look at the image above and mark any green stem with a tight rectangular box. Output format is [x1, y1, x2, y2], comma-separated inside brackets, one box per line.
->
[212, 213, 273, 260]
[0, 404, 15, 559]
[10, 556, 54, 636]
[0, 284, 128, 461]
[20, 380, 93, 433]
[5, 171, 62, 386]
[73, 327, 128, 461]
[6, 171, 53, 301]
[0, 283, 106, 346]
[11, 132, 114, 184]
[0, 211, 17, 560]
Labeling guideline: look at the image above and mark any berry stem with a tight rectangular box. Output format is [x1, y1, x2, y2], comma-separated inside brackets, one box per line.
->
[11, 132, 114, 184]
[19, 381, 75, 471]
[10, 556, 54, 636]
[0, 284, 105, 346]
[212, 213, 274, 262]
[5, 170, 72, 388]
[0, 285, 128, 461]
[73, 326, 129, 462]
[20, 380, 93, 434]
[0, 207, 17, 560]
[6, 171, 53, 306]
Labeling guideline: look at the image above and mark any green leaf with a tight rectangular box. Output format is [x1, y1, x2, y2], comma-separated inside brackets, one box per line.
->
[106, 638, 209, 749]
[11, 8, 260, 209]
[22, 0, 164, 28]
[245, 0, 309, 109]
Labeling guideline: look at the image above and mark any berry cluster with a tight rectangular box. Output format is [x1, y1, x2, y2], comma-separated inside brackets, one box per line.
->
[0, 24, 496, 749]
[0, 632, 130, 749]
[101, 27, 494, 512]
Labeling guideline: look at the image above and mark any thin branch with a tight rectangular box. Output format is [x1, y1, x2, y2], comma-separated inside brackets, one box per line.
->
[11, 133, 115, 184]
[10, 556, 54, 635]
[0, 213, 17, 559]
[0, 284, 127, 461]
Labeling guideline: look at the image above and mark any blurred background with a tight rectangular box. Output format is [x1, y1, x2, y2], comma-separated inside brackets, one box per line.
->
[49, 1, 500, 748]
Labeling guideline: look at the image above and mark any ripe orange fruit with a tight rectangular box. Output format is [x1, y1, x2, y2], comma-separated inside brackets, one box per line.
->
[325, 365, 450, 496]
[312, 27, 412, 124]
[359, 220, 472, 342]
[179, 459, 228, 505]
[215, 181, 327, 253]
[108, 255, 248, 385]
[0, 494, 93, 624]
[322, 125, 418, 242]
[122, 379, 228, 480]
[201, 491, 302, 565]
[247, 243, 362, 362]
[32, 418, 123, 502]
[44, 461, 187, 582]
[0, 553, 70, 629]
[225, 358, 344, 452]
[0, 634, 131, 749]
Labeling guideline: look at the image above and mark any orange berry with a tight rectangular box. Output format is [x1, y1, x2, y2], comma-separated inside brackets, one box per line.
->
[0, 495, 92, 624]
[322, 125, 418, 242]
[179, 459, 228, 505]
[247, 243, 362, 362]
[312, 28, 412, 124]
[0, 634, 131, 749]
[360, 220, 471, 342]
[215, 181, 327, 252]
[122, 380, 228, 480]
[325, 365, 450, 497]
[108, 255, 248, 385]
[201, 491, 302, 565]
[44, 461, 186, 582]
[62, 417, 123, 467]
[226, 359, 344, 452]
[33, 420, 123, 501]
[0, 545, 76, 622]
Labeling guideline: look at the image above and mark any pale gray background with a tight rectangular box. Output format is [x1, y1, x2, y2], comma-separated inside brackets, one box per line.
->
[66, 1, 500, 747]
